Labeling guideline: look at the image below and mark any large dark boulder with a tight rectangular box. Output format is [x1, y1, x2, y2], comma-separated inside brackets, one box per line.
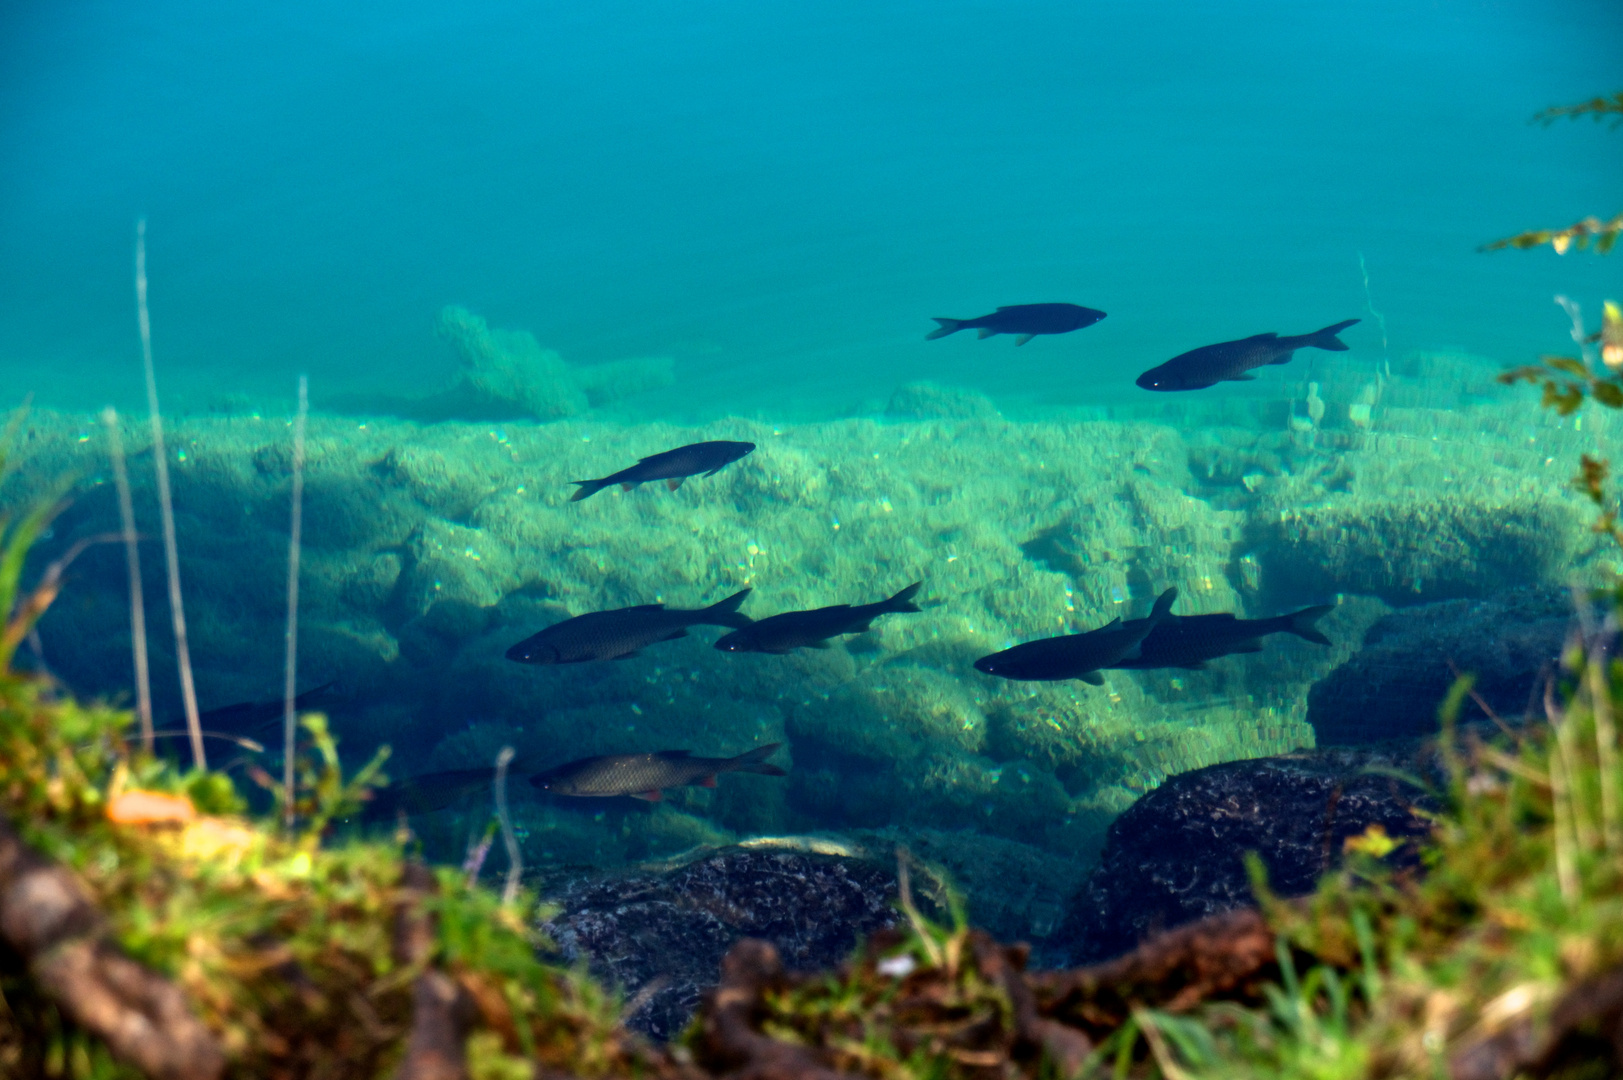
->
[1046, 747, 1434, 967]
[1308, 587, 1570, 746]
[540, 845, 899, 1040]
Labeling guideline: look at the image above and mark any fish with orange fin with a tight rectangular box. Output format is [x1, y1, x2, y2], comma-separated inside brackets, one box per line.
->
[569, 440, 755, 501]
[529, 744, 786, 801]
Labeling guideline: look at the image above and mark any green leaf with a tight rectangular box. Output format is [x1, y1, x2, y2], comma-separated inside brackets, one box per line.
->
[1594, 381, 1623, 408]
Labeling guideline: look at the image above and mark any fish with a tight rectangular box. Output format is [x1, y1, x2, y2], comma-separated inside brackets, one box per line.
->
[198, 681, 338, 737]
[570, 440, 755, 501]
[713, 583, 923, 654]
[973, 587, 1178, 684]
[358, 766, 499, 821]
[505, 589, 753, 664]
[1109, 605, 1334, 670]
[529, 743, 787, 801]
[1135, 320, 1360, 391]
[926, 303, 1107, 346]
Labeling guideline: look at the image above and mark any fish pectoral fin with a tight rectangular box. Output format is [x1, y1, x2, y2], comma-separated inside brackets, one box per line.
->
[1014, 333, 1035, 346]
[698, 775, 718, 788]
[661, 629, 689, 641]
[1233, 641, 1265, 653]
[666, 477, 685, 491]
[1078, 671, 1105, 686]
[804, 640, 833, 650]
[1228, 374, 1258, 381]
[611, 651, 642, 660]
[1267, 350, 1298, 365]
[977, 328, 997, 339]
[631, 789, 664, 801]
[1177, 661, 1209, 670]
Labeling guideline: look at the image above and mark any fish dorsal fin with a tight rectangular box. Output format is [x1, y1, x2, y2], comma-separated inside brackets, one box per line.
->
[1079, 671, 1105, 685]
[625, 603, 666, 612]
[1243, 332, 1279, 342]
[657, 750, 694, 759]
[1097, 617, 1122, 632]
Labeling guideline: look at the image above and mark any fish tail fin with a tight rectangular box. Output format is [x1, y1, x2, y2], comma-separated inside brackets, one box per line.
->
[700, 587, 754, 629]
[728, 742, 787, 775]
[1308, 319, 1360, 351]
[1286, 604, 1335, 646]
[1149, 587, 1179, 622]
[882, 581, 924, 614]
[569, 478, 609, 501]
[926, 318, 962, 340]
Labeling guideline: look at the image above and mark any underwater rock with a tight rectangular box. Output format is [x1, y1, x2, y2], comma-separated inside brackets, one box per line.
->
[436, 306, 673, 420]
[884, 381, 1001, 421]
[539, 843, 899, 1040]
[1045, 746, 1436, 967]
[1307, 587, 1572, 745]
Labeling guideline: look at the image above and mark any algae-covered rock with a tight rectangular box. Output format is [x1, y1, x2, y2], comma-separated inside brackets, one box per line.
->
[436, 306, 674, 421]
[885, 381, 1001, 421]
[1308, 587, 1571, 745]
[1256, 495, 1585, 605]
[1048, 745, 1439, 966]
[540, 844, 900, 1039]
[12, 387, 1597, 897]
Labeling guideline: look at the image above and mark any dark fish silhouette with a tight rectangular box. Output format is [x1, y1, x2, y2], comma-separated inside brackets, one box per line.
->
[713, 583, 923, 654]
[1136, 320, 1359, 391]
[198, 681, 338, 737]
[570, 440, 755, 501]
[358, 766, 501, 821]
[926, 303, 1107, 346]
[505, 589, 753, 664]
[1110, 605, 1334, 670]
[530, 744, 786, 801]
[973, 588, 1178, 684]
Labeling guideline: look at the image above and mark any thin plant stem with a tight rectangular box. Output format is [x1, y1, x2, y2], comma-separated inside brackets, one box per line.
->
[895, 847, 943, 968]
[135, 220, 204, 770]
[101, 407, 152, 753]
[1588, 633, 1621, 859]
[493, 746, 522, 905]
[1544, 680, 1580, 905]
[282, 375, 308, 831]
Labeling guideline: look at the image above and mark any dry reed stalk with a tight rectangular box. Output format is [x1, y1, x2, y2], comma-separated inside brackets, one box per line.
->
[492, 746, 522, 905]
[282, 375, 308, 831]
[100, 407, 152, 753]
[1544, 680, 1581, 905]
[135, 220, 203, 770]
[1586, 633, 1621, 859]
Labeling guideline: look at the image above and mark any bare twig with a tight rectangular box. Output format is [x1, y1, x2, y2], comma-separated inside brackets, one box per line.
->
[1446, 660, 1521, 744]
[102, 407, 152, 753]
[282, 375, 308, 831]
[492, 746, 522, 905]
[135, 220, 203, 770]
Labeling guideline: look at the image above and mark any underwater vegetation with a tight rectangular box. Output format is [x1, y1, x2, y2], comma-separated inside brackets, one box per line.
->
[2, 330, 1605, 925]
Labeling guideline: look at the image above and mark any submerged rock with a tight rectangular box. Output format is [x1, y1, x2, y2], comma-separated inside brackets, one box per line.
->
[1046, 747, 1435, 967]
[1307, 587, 1571, 745]
[539, 842, 899, 1040]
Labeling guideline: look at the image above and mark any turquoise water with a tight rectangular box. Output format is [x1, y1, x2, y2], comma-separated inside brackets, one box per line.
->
[2, 0, 1619, 416]
[2, 1, 1621, 938]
